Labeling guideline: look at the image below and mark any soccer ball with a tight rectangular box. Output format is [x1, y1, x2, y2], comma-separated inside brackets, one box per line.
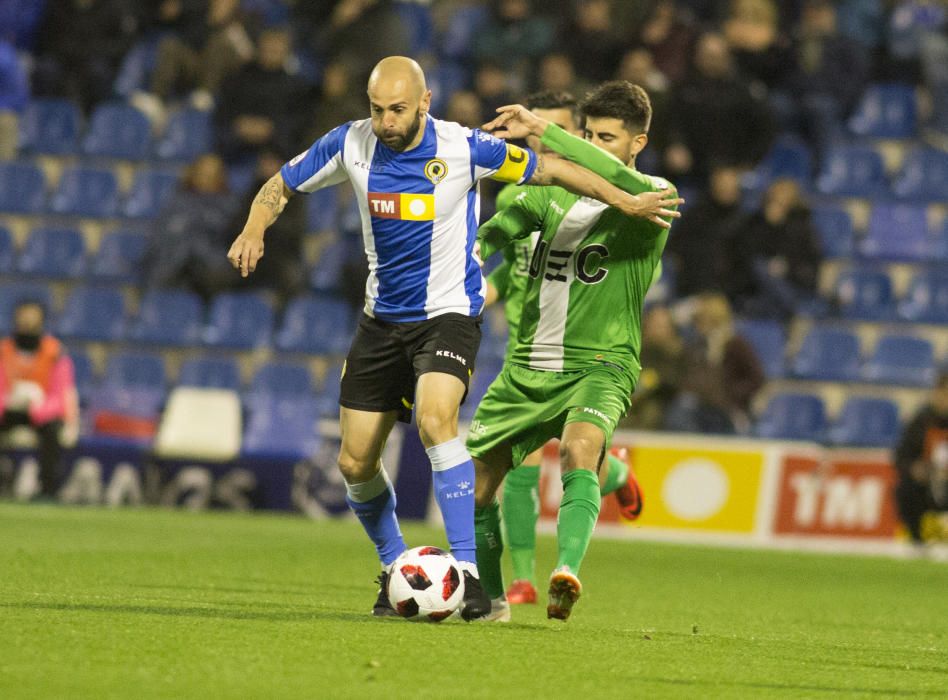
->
[387, 546, 465, 622]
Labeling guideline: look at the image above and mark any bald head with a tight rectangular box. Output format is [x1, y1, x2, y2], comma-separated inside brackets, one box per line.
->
[367, 56, 432, 151]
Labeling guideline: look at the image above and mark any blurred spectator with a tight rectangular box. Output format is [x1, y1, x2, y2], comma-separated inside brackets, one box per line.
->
[723, 0, 794, 91]
[445, 90, 484, 129]
[726, 178, 822, 319]
[894, 370, 948, 545]
[0, 300, 78, 499]
[623, 304, 686, 431]
[216, 26, 305, 163]
[32, 0, 137, 112]
[615, 48, 670, 154]
[474, 61, 516, 123]
[884, 0, 946, 83]
[665, 32, 774, 181]
[771, 0, 870, 156]
[634, 0, 698, 85]
[535, 53, 587, 100]
[306, 59, 364, 141]
[558, 0, 624, 84]
[665, 166, 745, 298]
[143, 153, 240, 300]
[666, 293, 765, 434]
[145, 0, 253, 108]
[474, 0, 554, 74]
[0, 39, 28, 159]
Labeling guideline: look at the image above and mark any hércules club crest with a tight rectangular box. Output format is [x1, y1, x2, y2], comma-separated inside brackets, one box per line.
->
[424, 158, 448, 184]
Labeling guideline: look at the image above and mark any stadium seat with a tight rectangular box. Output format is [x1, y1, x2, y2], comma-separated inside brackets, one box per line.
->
[153, 108, 212, 162]
[121, 170, 179, 219]
[55, 286, 126, 342]
[305, 187, 339, 232]
[67, 347, 96, 403]
[247, 362, 314, 400]
[154, 387, 242, 461]
[736, 319, 786, 378]
[892, 149, 948, 202]
[809, 206, 854, 259]
[90, 229, 148, 282]
[848, 83, 917, 138]
[204, 292, 274, 350]
[826, 397, 900, 448]
[858, 204, 930, 262]
[81, 102, 151, 160]
[48, 166, 120, 218]
[314, 361, 343, 417]
[103, 351, 167, 390]
[274, 295, 353, 355]
[814, 146, 888, 197]
[129, 289, 204, 346]
[18, 98, 81, 154]
[0, 162, 46, 214]
[832, 267, 896, 321]
[862, 334, 936, 387]
[790, 326, 861, 382]
[242, 395, 321, 459]
[440, 4, 489, 60]
[0, 282, 52, 335]
[396, 1, 434, 54]
[308, 237, 353, 294]
[755, 392, 827, 442]
[898, 271, 948, 323]
[178, 357, 242, 391]
[743, 135, 813, 190]
[16, 226, 85, 278]
[0, 226, 13, 273]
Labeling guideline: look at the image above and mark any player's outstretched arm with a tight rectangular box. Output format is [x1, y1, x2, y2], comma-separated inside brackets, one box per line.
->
[226, 172, 294, 278]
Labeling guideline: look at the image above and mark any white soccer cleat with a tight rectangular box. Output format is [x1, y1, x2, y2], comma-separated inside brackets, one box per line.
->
[482, 596, 511, 622]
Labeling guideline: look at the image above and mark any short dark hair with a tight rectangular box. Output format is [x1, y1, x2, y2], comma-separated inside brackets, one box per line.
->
[580, 80, 652, 135]
[525, 90, 577, 112]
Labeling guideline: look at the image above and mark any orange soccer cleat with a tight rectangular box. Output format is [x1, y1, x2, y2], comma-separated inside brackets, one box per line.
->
[505, 579, 538, 605]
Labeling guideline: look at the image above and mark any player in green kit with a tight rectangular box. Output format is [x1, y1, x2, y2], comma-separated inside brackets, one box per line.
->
[485, 90, 645, 609]
[469, 81, 681, 621]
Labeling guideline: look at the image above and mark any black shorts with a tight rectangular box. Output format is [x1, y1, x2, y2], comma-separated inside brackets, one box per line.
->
[339, 312, 482, 422]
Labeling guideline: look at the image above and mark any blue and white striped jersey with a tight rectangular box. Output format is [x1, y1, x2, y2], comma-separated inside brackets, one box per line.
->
[281, 117, 538, 322]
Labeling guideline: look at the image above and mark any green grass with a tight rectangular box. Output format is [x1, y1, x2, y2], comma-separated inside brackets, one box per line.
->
[1, 504, 946, 699]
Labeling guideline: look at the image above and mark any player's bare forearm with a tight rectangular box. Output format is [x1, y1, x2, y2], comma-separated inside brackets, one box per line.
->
[227, 172, 294, 277]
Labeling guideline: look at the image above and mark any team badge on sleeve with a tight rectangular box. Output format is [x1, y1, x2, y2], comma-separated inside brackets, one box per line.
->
[424, 158, 448, 184]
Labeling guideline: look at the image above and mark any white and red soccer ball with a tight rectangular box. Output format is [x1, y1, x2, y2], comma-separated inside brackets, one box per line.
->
[387, 546, 464, 622]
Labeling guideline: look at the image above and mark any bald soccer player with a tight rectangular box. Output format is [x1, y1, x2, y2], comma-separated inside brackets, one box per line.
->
[227, 57, 680, 620]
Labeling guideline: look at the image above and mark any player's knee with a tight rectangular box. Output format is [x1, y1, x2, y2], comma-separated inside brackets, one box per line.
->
[336, 449, 377, 484]
[559, 436, 601, 471]
[416, 410, 458, 449]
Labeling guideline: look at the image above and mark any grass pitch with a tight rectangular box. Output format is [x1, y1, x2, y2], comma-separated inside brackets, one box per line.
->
[1, 504, 946, 699]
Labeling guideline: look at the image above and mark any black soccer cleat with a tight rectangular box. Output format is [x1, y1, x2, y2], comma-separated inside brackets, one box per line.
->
[460, 570, 491, 621]
[372, 572, 398, 617]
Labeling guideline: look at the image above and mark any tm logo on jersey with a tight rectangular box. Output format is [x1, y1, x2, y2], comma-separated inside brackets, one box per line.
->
[367, 192, 435, 221]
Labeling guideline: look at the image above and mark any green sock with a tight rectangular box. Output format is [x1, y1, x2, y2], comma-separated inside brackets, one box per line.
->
[502, 465, 540, 584]
[474, 500, 505, 599]
[599, 454, 629, 496]
[556, 469, 601, 576]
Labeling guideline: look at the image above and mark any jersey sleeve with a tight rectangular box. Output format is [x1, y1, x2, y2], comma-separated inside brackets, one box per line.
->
[469, 128, 538, 185]
[280, 122, 352, 193]
[477, 186, 548, 260]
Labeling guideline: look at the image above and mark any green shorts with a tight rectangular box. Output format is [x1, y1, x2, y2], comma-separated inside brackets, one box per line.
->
[466, 362, 634, 467]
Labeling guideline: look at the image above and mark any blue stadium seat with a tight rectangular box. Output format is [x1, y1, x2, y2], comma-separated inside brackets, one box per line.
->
[898, 271, 948, 323]
[308, 237, 352, 293]
[744, 135, 813, 190]
[121, 170, 179, 219]
[826, 397, 900, 448]
[56, 286, 126, 342]
[810, 206, 854, 259]
[858, 204, 930, 262]
[274, 295, 354, 355]
[0, 226, 13, 273]
[396, 1, 434, 54]
[832, 267, 896, 321]
[16, 226, 85, 278]
[178, 357, 241, 391]
[314, 361, 343, 417]
[153, 108, 212, 162]
[19, 98, 81, 154]
[848, 83, 917, 138]
[0, 282, 52, 335]
[90, 229, 148, 282]
[48, 166, 120, 218]
[130, 289, 204, 346]
[790, 326, 861, 382]
[440, 4, 489, 60]
[305, 187, 339, 232]
[755, 392, 827, 442]
[248, 362, 314, 399]
[862, 334, 936, 387]
[242, 395, 321, 459]
[736, 319, 786, 378]
[67, 347, 96, 403]
[0, 162, 46, 214]
[103, 351, 167, 389]
[81, 102, 151, 160]
[815, 146, 888, 197]
[204, 292, 274, 350]
[892, 149, 948, 202]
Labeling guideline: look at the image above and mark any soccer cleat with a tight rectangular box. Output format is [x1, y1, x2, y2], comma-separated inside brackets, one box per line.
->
[459, 570, 492, 621]
[613, 449, 643, 521]
[483, 596, 511, 622]
[372, 572, 398, 617]
[506, 579, 538, 605]
[546, 567, 582, 621]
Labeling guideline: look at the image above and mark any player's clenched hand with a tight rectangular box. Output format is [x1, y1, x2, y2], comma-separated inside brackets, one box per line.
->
[482, 105, 548, 140]
[227, 229, 265, 277]
[617, 189, 684, 229]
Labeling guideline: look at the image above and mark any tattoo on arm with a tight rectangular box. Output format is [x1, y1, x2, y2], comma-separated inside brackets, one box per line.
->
[528, 153, 554, 186]
[254, 177, 284, 212]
